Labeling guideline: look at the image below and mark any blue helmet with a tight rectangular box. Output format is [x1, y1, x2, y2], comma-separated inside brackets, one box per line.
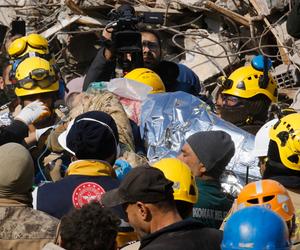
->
[222, 206, 291, 250]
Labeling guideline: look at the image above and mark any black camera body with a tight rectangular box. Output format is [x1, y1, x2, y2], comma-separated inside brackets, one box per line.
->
[108, 4, 163, 72]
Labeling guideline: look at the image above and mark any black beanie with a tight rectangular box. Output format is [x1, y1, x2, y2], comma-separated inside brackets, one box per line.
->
[187, 130, 235, 177]
[66, 111, 119, 161]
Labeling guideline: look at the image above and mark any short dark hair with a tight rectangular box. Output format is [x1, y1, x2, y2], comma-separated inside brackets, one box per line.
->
[60, 202, 121, 250]
[138, 26, 162, 53]
[151, 199, 176, 213]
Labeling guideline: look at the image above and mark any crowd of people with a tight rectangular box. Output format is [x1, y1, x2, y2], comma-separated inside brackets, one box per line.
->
[0, 5, 299, 249]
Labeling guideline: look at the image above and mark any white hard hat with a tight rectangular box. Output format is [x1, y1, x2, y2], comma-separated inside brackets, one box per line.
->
[252, 118, 278, 157]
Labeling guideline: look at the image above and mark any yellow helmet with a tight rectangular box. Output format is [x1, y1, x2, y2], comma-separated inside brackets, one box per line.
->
[152, 158, 198, 204]
[14, 57, 59, 97]
[8, 33, 49, 59]
[269, 113, 300, 171]
[221, 65, 277, 102]
[124, 68, 165, 94]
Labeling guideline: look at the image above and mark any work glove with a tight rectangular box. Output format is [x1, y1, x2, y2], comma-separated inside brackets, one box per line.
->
[15, 100, 50, 125]
[114, 159, 132, 181]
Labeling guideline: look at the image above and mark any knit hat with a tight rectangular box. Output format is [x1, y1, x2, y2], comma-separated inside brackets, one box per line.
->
[58, 111, 119, 161]
[0, 143, 34, 204]
[186, 130, 235, 177]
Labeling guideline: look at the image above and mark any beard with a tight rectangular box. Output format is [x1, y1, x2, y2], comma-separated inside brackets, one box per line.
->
[143, 52, 160, 69]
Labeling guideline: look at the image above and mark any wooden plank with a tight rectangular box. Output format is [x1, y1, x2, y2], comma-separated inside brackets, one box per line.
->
[205, 1, 250, 27]
[65, 0, 86, 15]
[41, 15, 81, 38]
[41, 14, 105, 38]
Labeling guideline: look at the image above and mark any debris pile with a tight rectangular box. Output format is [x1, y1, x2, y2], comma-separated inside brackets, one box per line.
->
[0, 0, 299, 94]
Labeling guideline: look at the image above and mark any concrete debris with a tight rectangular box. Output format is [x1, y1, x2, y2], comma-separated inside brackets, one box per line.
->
[180, 29, 239, 82]
[0, 0, 299, 92]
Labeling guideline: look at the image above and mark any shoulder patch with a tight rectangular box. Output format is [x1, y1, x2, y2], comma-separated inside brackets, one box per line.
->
[72, 182, 106, 208]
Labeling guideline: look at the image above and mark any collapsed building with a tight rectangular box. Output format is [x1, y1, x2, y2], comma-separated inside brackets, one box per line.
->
[0, 0, 298, 89]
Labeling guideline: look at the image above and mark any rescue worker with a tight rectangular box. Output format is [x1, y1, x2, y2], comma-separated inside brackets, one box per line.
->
[123, 67, 166, 94]
[177, 130, 235, 228]
[0, 143, 58, 249]
[262, 113, 300, 245]
[218, 55, 278, 134]
[1, 34, 63, 183]
[222, 206, 291, 250]
[34, 111, 137, 248]
[34, 111, 120, 218]
[120, 158, 199, 250]
[102, 165, 223, 250]
[153, 158, 198, 219]
[7, 33, 61, 141]
[12, 56, 62, 182]
[236, 180, 296, 238]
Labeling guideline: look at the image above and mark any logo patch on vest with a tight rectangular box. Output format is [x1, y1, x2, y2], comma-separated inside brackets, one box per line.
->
[72, 182, 105, 208]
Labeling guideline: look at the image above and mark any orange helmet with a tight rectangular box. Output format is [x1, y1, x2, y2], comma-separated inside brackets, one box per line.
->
[237, 179, 295, 221]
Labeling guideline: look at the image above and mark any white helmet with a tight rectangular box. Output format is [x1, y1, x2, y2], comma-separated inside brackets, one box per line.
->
[252, 118, 278, 157]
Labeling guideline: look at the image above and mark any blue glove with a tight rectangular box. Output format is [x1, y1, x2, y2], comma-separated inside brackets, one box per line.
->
[114, 159, 132, 181]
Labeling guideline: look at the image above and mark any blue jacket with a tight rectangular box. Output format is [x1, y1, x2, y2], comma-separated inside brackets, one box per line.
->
[35, 160, 121, 219]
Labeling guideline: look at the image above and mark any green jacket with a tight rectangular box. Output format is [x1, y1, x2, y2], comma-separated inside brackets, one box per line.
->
[193, 179, 232, 229]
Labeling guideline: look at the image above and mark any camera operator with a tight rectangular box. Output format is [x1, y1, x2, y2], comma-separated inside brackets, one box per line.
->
[82, 8, 201, 97]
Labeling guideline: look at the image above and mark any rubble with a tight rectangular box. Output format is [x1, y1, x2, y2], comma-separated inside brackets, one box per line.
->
[0, 0, 298, 91]
[179, 29, 239, 82]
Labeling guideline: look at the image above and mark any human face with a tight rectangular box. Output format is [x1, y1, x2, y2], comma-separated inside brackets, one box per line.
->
[141, 32, 161, 69]
[177, 143, 203, 176]
[123, 202, 149, 239]
[66, 92, 84, 109]
[222, 94, 240, 107]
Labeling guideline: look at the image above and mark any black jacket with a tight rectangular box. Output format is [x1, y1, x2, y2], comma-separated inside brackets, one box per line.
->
[140, 219, 222, 250]
[287, 0, 300, 38]
[0, 120, 28, 145]
[83, 47, 116, 91]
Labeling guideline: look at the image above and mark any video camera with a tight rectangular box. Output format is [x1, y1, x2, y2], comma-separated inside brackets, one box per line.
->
[106, 4, 163, 72]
